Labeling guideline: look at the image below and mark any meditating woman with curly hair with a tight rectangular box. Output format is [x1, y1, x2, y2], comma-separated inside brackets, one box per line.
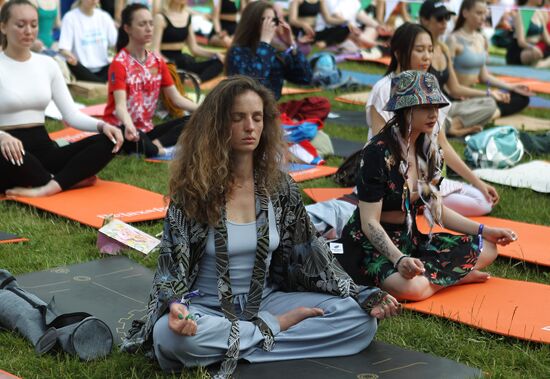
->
[121, 76, 399, 378]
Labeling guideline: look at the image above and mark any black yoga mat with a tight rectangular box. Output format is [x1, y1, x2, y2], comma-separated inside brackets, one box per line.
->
[234, 341, 482, 379]
[327, 110, 367, 128]
[16, 256, 154, 342]
[331, 137, 365, 158]
[0, 231, 27, 244]
[14, 258, 482, 379]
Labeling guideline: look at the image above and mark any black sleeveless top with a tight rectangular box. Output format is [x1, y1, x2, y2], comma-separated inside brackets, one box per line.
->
[298, 0, 320, 17]
[162, 14, 191, 43]
[429, 50, 450, 90]
[221, 0, 238, 14]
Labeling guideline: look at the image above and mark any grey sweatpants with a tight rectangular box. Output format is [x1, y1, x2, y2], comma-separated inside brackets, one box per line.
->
[153, 291, 377, 372]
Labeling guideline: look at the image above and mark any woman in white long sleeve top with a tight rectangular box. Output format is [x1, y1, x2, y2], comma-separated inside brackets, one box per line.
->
[0, 0, 123, 197]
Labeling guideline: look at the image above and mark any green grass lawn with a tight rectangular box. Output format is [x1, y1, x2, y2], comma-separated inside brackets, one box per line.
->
[1, 61, 550, 379]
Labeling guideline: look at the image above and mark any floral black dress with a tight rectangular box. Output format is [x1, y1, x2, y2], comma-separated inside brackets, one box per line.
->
[340, 132, 480, 287]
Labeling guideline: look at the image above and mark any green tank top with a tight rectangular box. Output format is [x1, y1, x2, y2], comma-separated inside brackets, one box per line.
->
[38, 6, 57, 48]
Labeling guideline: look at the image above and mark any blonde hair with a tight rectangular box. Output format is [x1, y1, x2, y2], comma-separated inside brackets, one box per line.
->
[169, 76, 286, 226]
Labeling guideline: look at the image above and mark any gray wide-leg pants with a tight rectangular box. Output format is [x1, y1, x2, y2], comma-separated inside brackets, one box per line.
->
[153, 291, 377, 372]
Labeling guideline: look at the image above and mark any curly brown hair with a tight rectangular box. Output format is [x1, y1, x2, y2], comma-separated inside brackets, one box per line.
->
[169, 76, 286, 226]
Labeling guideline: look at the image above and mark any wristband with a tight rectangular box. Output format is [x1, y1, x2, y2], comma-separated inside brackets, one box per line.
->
[478, 224, 484, 252]
[97, 121, 104, 133]
[284, 43, 297, 55]
[394, 255, 408, 270]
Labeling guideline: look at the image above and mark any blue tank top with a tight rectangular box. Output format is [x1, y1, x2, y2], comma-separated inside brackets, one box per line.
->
[453, 35, 486, 75]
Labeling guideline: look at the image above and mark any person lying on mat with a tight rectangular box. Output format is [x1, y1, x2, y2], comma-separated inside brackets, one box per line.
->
[447, 0, 533, 117]
[420, 0, 505, 137]
[506, 0, 550, 68]
[367, 22, 499, 217]
[341, 70, 517, 302]
[226, 1, 313, 100]
[0, 0, 123, 197]
[120, 76, 400, 377]
[103, 3, 197, 158]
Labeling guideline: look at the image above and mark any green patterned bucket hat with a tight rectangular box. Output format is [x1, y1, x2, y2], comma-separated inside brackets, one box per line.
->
[384, 70, 449, 112]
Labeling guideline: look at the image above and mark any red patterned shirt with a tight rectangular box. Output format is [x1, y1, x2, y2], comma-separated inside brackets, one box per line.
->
[104, 48, 173, 133]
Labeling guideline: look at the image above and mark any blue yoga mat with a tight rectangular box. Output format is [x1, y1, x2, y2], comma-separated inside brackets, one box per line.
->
[488, 64, 550, 82]
[341, 69, 550, 109]
[488, 55, 507, 66]
[288, 163, 316, 172]
[530, 96, 550, 109]
[341, 70, 382, 87]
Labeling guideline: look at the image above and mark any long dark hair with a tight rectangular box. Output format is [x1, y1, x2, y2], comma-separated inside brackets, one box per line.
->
[225, 1, 274, 73]
[116, 3, 149, 52]
[380, 111, 436, 176]
[454, 0, 485, 31]
[0, 0, 36, 49]
[169, 76, 285, 226]
[386, 23, 433, 75]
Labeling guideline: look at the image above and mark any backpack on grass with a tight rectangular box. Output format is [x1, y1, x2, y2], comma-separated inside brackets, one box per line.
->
[464, 126, 524, 169]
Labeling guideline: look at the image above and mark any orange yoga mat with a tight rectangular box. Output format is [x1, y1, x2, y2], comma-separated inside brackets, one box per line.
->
[303, 187, 354, 202]
[303, 187, 550, 267]
[0, 370, 22, 379]
[334, 91, 371, 106]
[9, 180, 167, 229]
[498, 75, 550, 95]
[289, 166, 338, 183]
[49, 127, 96, 143]
[346, 56, 391, 66]
[417, 216, 550, 267]
[80, 103, 107, 117]
[403, 277, 550, 344]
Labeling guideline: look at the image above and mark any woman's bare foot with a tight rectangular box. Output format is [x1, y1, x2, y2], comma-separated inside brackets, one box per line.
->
[458, 269, 491, 285]
[70, 176, 97, 189]
[6, 179, 62, 197]
[152, 140, 166, 156]
[276, 307, 324, 331]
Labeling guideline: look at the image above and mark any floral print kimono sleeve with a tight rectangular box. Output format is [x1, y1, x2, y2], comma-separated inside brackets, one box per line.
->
[273, 176, 384, 311]
[120, 205, 197, 354]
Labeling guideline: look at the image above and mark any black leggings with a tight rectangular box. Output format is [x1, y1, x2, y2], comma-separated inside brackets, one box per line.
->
[120, 116, 189, 157]
[0, 126, 116, 193]
[496, 92, 530, 117]
[291, 25, 350, 46]
[161, 50, 223, 82]
[67, 62, 110, 83]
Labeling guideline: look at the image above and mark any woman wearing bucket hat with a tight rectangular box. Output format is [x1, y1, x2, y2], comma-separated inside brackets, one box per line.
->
[367, 22, 499, 217]
[341, 71, 517, 301]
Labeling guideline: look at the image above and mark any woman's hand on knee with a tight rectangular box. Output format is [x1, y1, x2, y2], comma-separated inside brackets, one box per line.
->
[97, 122, 124, 153]
[369, 294, 400, 320]
[168, 303, 197, 336]
[0, 131, 25, 166]
[396, 256, 425, 280]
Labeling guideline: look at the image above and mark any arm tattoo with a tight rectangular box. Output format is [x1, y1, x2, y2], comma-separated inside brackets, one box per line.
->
[366, 222, 400, 262]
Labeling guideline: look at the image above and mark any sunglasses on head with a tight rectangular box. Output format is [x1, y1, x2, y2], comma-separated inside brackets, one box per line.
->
[436, 14, 451, 22]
